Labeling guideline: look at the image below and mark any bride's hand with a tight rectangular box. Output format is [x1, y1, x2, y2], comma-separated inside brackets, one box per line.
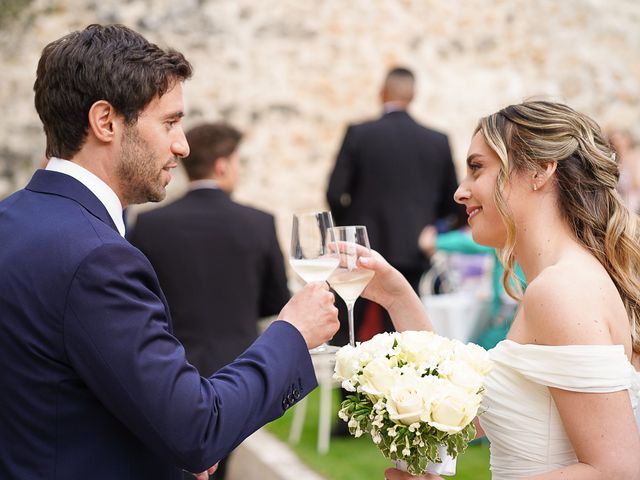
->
[356, 250, 413, 311]
[384, 468, 443, 480]
[357, 251, 431, 332]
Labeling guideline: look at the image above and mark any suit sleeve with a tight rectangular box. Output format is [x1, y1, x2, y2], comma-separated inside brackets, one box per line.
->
[62, 242, 316, 473]
[259, 216, 291, 316]
[326, 125, 357, 225]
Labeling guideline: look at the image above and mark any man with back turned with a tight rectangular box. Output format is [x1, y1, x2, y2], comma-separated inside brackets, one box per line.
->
[130, 122, 292, 479]
[327, 67, 462, 343]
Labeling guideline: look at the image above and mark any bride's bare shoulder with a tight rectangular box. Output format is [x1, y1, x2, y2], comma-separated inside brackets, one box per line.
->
[521, 261, 621, 345]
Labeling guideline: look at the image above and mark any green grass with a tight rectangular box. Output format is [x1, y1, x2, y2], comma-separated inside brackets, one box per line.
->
[267, 388, 491, 480]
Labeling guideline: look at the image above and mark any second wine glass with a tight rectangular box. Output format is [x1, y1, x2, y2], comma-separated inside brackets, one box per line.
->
[328, 225, 375, 347]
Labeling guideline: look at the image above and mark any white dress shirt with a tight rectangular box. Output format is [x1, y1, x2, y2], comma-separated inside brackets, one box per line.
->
[46, 157, 126, 237]
[188, 179, 219, 191]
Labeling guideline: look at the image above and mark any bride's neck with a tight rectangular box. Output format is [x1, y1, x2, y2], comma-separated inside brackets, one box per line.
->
[511, 202, 577, 283]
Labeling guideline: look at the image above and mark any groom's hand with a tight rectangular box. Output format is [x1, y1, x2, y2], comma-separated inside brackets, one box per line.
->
[279, 282, 339, 349]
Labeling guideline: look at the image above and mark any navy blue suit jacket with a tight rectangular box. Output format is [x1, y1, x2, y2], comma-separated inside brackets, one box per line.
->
[0, 170, 316, 479]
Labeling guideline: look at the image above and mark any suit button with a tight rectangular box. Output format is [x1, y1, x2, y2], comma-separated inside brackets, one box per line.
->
[292, 389, 301, 400]
[282, 399, 288, 410]
[287, 393, 295, 403]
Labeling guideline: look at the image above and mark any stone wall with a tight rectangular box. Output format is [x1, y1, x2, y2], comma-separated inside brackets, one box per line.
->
[2, 0, 640, 248]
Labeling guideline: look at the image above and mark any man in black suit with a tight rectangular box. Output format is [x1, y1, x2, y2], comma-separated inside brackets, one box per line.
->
[327, 67, 463, 345]
[129, 122, 290, 479]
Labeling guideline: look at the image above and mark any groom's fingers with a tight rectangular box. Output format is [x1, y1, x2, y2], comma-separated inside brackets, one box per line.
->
[279, 282, 339, 349]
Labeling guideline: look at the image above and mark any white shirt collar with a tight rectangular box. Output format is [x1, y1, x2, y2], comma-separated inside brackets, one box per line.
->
[46, 157, 126, 237]
[383, 102, 408, 114]
[188, 179, 219, 191]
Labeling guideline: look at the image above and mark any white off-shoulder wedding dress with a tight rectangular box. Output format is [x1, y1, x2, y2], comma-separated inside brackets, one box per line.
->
[478, 340, 640, 479]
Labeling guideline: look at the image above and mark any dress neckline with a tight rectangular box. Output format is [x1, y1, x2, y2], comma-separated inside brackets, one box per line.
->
[498, 339, 625, 350]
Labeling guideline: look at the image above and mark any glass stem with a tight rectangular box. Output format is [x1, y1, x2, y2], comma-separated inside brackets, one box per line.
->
[347, 302, 356, 346]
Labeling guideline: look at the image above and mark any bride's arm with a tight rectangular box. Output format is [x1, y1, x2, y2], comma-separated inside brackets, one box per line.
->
[521, 276, 640, 479]
[526, 388, 640, 480]
[358, 252, 432, 332]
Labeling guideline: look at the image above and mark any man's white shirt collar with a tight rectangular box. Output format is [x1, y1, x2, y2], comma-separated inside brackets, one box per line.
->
[46, 157, 126, 237]
[188, 179, 219, 191]
[383, 102, 407, 114]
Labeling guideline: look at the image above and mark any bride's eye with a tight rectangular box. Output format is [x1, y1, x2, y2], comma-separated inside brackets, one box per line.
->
[468, 162, 481, 174]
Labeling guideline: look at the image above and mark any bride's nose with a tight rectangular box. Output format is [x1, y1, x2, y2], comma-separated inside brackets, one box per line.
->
[454, 183, 470, 205]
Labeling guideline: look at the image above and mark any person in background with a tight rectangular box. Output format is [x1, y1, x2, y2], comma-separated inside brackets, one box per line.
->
[129, 122, 291, 479]
[326, 66, 463, 347]
[609, 128, 640, 214]
[419, 226, 525, 349]
[326, 66, 463, 436]
[0, 24, 339, 480]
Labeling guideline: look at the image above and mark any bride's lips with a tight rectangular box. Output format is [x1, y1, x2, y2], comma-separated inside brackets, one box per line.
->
[466, 206, 482, 222]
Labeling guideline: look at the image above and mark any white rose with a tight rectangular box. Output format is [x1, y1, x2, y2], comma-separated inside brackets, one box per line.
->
[454, 341, 493, 375]
[386, 384, 424, 425]
[359, 332, 399, 359]
[437, 359, 454, 376]
[334, 344, 360, 381]
[359, 356, 399, 398]
[428, 383, 481, 434]
[341, 379, 357, 392]
[446, 360, 485, 393]
[399, 330, 452, 366]
[386, 373, 439, 425]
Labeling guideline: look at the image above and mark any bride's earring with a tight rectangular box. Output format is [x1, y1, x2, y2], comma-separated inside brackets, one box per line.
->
[532, 183, 538, 191]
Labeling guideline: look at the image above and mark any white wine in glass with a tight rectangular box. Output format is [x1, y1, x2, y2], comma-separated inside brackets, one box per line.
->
[289, 211, 340, 355]
[328, 226, 375, 347]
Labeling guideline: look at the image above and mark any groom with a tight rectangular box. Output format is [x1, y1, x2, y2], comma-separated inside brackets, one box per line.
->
[0, 24, 339, 479]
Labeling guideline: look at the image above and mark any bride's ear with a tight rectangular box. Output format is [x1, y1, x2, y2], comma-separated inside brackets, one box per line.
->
[531, 161, 557, 191]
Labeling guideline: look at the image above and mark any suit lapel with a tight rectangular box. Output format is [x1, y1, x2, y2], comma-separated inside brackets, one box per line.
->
[26, 169, 120, 233]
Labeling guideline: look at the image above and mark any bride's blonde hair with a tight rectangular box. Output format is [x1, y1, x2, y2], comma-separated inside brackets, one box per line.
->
[476, 100, 640, 353]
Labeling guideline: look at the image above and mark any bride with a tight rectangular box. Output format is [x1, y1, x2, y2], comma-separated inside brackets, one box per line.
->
[356, 101, 640, 479]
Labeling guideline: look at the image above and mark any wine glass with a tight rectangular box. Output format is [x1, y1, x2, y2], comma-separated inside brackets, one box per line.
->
[289, 211, 340, 354]
[328, 226, 375, 347]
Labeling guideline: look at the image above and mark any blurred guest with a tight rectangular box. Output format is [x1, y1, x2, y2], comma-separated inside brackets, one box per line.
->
[419, 226, 525, 349]
[129, 122, 290, 479]
[609, 128, 640, 213]
[326, 66, 463, 345]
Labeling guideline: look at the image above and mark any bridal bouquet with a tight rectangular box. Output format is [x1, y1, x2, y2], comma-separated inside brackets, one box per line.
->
[333, 331, 492, 476]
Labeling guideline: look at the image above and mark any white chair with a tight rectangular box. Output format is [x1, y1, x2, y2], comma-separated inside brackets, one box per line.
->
[288, 351, 337, 454]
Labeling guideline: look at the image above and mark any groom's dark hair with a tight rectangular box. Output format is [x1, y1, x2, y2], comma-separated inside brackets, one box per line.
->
[34, 24, 192, 159]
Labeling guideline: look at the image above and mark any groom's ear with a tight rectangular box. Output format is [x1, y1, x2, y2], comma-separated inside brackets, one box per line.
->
[87, 100, 119, 144]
